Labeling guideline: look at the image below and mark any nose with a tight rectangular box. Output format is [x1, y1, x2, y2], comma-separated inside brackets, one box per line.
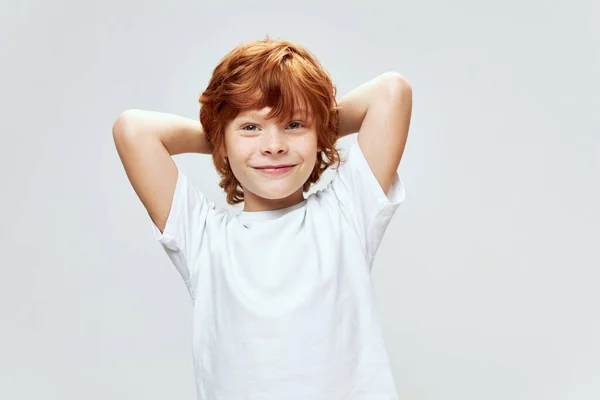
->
[260, 127, 289, 155]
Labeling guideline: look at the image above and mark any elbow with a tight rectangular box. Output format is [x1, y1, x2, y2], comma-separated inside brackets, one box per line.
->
[112, 115, 128, 143]
[112, 110, 138, 140]
[381, 71, 411, 86]
[380, 72, 412, 99]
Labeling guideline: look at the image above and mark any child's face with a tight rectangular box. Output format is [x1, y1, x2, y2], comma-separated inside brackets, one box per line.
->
[224, 106, 321, 212]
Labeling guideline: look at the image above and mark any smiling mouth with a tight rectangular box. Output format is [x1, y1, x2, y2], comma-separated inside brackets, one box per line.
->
[252, 165, 297, 175]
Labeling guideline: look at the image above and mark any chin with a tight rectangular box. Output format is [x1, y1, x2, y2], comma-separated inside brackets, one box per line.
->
[253, 187, 298, 200]
[243, 178, 305, 200]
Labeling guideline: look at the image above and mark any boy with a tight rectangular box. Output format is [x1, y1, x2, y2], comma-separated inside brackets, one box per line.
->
[113, 38, 412, 399]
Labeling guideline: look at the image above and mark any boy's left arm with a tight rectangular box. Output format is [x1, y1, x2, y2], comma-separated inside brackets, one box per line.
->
[336, 72, 413, 195]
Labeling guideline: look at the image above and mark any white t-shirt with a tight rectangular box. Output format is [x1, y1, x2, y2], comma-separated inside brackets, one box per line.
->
[152, 140, 407, 399]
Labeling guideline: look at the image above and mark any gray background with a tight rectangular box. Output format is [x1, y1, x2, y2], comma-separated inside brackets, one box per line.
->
[1, 0, 599, 398]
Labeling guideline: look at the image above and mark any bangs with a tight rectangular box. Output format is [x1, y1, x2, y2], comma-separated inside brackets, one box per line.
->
[226, 57, 322, 127]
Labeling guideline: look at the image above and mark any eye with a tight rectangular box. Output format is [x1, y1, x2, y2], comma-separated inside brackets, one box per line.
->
[241, 124, 258, 131]
[288, 121, 304, 130]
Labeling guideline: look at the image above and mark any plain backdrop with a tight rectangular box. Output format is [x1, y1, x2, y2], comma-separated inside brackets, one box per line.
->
[1, 0, 599, 399]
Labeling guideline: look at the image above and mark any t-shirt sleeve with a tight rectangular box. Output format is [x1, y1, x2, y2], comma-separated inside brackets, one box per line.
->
[330, 140, 407, 265]
[150, 169, 214, 299]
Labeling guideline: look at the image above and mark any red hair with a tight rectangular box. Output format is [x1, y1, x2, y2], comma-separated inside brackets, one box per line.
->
[199, 36, 341, 205]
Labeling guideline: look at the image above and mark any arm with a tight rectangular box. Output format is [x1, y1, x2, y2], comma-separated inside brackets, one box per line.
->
[112, 110, 211, 233]
[119, 109, 212, 155]
[336, 72, 412, 195]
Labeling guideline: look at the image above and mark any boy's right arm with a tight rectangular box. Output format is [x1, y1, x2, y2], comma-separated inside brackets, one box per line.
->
[112, 109, 211, 233]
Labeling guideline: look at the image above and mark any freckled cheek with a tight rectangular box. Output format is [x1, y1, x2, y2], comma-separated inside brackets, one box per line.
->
[293, 133, 317, 148]
[225, 140, 254, 163]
